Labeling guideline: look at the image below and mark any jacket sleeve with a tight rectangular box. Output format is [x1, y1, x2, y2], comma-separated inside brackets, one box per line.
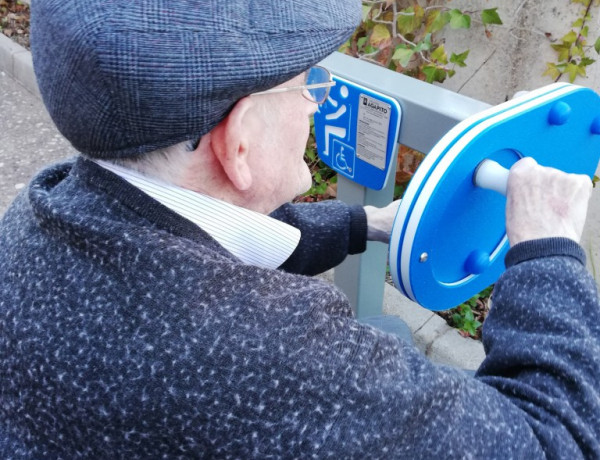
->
[270, 200, 367, 275]
[475, 237, 600, 456]
[306, 237, 600, 457]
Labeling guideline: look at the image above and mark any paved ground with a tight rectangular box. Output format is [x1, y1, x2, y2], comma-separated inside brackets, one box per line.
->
[0, 70, 75, 214]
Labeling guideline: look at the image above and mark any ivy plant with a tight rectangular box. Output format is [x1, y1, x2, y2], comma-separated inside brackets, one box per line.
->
[340, 1, 502, 84]
[545, 0, 600, 82]
[447, 285, 493, 338]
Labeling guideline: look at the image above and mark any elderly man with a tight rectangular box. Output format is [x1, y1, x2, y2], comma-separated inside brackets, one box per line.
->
[0, 0, 599, 458]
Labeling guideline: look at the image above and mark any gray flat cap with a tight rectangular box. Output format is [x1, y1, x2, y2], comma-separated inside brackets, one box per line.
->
[31, 0, 360, 159]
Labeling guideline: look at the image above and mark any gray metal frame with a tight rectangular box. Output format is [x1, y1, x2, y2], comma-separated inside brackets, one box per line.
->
[319, 52, 491, 317]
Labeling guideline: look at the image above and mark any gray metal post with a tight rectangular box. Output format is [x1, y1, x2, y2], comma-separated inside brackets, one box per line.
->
[320, 52, 491, 317]
[334, 175, 395, 318]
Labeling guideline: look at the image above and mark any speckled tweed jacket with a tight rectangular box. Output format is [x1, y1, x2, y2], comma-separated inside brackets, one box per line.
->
[1, 157, 599, 459]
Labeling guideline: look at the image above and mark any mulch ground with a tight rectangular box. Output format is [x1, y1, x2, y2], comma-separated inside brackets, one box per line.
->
[0, 0, 29, 49]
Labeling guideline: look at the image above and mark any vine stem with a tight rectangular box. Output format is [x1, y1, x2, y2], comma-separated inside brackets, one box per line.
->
[555, 0, 595, 82]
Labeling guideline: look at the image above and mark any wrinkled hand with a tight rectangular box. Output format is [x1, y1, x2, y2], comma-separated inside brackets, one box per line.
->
[506, 157, 593, 246]
[364, 200, 402, 243]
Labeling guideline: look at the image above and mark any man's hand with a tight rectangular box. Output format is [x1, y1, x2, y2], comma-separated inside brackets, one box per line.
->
[364, 200, 402, 243]
[506, 157, 593, 246]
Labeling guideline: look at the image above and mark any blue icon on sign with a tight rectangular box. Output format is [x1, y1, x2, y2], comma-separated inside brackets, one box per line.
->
[332, 140, 355, 178]
[319, 83, 351, 158]
[314, 75, 402, 190]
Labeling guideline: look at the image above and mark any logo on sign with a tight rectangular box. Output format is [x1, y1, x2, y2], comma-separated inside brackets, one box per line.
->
[365, 99, 388, 114]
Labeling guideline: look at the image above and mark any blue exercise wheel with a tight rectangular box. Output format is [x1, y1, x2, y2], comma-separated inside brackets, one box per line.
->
[389, 83, 600, 310]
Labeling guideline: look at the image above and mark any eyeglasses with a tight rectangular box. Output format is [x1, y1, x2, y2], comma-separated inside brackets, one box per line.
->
[251, 66, 335, 104]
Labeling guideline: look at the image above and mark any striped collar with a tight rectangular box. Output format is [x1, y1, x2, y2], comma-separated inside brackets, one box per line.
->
[94, 160, 300, 269]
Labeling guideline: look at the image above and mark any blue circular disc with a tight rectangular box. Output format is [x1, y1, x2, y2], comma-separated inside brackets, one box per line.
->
[390, 84, 600, 310]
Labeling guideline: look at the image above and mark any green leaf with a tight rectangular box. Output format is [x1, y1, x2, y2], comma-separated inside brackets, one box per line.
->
[369, 24, 391, 47]
[448, 9, 471, 29]
[430, 44, 448, 64]
[425, 10, 450, 34]
[434, 69, 449, 83]
[394, 183, 407, 200]
[315, 182, 327, 195]
[582, 25, 589, 38]
[481, 8, 503, 26]
[581, 57, 596, 66]
[543, 63, 561, 80]
[422, 65, 448, 83]
[551, 43, 571, 62]
[572, 44, 585, 57]
[392, 46, 415, 67]
[450, 50, 469, 67]
[422, 66, 436, 83]
[464, 308, 474, 322]
[413, 33, 432, 52]
[594, 37, 600, 54]
[562, 30, 578, 45]
[361, 4, 371, 22]
[397, 5, 425, 35]
[357, 36, 367, 50]
[465, 320, 481, 336]
[567, 62, 582, 82]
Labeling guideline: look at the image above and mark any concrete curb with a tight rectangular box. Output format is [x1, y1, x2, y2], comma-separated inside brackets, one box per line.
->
[383, 282, 485, 370]
[0, 32, 486, 371]
[0, 33, 38, 97]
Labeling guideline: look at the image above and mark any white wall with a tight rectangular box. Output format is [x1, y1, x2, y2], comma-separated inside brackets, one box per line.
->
[439, 0, 597, 103]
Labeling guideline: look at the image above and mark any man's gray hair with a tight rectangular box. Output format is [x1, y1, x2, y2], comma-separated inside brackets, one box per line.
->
[109, 139, 197, 185]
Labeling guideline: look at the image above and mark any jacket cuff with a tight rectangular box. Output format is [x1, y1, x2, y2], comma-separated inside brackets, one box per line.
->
[348, 205, 368, 254]
[505, 237, 586, 268]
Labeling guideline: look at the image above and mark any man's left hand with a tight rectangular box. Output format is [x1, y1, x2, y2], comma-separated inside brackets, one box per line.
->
[364, 201, 402, 243]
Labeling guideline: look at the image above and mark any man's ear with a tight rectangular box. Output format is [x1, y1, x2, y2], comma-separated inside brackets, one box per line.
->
[209, 97, 255, 191]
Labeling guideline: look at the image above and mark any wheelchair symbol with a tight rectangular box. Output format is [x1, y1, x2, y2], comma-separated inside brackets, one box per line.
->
[332, 140, 355, 178]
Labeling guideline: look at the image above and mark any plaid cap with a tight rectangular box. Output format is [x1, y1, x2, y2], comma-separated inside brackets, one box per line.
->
[30, 0, 360, 159]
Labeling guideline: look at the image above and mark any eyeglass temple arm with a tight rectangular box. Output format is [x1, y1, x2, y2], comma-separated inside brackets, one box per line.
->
[253, 81, 335, 96]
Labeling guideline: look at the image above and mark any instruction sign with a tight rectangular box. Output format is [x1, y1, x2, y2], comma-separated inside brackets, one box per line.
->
[357, 94, 392, 170]
[314, 76, 401, 190]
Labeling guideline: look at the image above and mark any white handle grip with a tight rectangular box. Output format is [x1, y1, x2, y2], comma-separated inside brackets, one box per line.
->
[473, 159, 510, 196]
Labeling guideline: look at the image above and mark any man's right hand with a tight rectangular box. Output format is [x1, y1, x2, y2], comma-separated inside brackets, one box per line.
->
[505, 157, 593, 246]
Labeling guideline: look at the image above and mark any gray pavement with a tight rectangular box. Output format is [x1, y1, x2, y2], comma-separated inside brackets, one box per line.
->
[0, 36, 486, 370]
[0, 69, 75, 214]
